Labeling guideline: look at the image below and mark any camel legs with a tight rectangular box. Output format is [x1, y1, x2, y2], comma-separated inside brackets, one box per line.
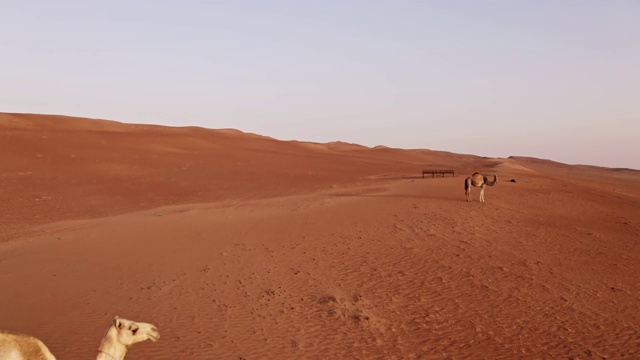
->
[465, 178, 488, 202]
[466, 185, 486, 202]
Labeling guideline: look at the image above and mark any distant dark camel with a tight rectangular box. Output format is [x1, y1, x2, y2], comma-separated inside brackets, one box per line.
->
[465, 172, 498, 202]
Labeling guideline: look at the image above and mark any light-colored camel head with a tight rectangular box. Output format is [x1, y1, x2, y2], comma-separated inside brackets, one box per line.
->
[98, 316, 159, 360]
[109, 316, 160, 346]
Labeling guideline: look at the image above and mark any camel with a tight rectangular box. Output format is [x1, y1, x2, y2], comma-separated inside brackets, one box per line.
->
[464, 172, 498, 202]
[0, 316, 159, 360]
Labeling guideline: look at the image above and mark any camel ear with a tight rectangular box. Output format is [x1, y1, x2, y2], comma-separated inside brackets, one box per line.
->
[114, 317, 123, 329]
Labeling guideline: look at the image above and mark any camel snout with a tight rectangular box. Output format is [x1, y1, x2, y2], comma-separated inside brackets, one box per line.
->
[149, 327, 160, 342]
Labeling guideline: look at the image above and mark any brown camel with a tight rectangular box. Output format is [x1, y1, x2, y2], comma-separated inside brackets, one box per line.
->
[464, 172, 498, 202]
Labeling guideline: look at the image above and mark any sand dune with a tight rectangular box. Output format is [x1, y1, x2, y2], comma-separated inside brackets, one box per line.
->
[1, 113, 638, 359]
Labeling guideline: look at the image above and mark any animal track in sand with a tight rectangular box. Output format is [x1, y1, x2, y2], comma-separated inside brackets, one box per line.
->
[317, 293, 385, 330]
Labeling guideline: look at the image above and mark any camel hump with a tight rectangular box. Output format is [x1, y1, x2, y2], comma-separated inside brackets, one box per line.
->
[0, 332, 56, 360]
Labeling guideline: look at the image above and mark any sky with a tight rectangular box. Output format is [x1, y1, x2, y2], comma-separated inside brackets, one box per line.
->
[1, 1, 639, 169]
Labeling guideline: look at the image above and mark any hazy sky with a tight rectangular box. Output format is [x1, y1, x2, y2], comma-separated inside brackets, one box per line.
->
[1, 1, 639, 169]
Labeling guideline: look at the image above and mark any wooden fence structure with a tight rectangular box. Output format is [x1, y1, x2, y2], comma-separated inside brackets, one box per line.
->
[422, 169, 455, 178]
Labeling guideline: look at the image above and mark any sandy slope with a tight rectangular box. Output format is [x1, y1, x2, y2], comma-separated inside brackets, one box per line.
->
[0, 113, 639, 359]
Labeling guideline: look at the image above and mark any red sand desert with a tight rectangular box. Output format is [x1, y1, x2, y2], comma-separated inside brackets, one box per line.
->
[1, 112, 639, 359]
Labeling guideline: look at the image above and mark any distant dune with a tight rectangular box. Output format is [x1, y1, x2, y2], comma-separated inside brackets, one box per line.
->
[1, 112, 638, 359]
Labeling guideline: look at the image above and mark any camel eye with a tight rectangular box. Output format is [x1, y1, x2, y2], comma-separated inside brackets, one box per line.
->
[132, 328, 138, 335]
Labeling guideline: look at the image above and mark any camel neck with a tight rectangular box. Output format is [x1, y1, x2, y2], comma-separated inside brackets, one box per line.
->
[97, 336, 127, 360]
[97, 348, 126, 360]
[97, 350, 119, 360]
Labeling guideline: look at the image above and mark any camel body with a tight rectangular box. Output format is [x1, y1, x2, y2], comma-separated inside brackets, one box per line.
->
[0, 317, 159, 360]
[0, 332, 55, 360]
[464, 172, 498, 202]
